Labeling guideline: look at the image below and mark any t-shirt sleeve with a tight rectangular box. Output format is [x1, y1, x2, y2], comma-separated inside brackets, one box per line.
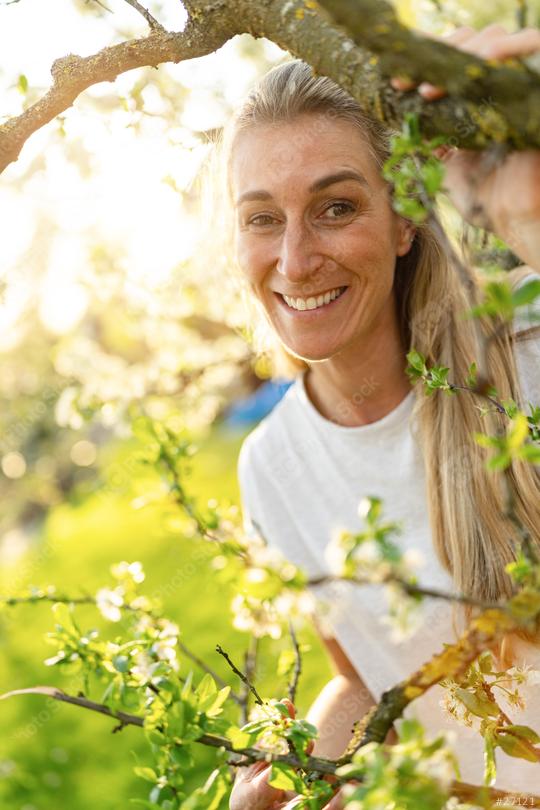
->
[512, 271, 540, 408]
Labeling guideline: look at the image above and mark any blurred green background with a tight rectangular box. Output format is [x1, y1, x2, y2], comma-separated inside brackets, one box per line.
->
[0, 427, 331, 808]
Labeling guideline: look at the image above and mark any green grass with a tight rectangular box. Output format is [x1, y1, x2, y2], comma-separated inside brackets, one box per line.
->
[0, 426, 331, 809]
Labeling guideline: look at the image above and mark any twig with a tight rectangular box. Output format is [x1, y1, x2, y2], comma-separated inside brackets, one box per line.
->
[0, 592, 157, 615]
[178, 640, 242, 705]
[90, 0, 113, 11]
[122, 0, 165, 31]
[242, 636, 259, 724]
[287, 620, 302, 705]
[215, 644, 263, 706]
[151, 425, 249, 561]
[516, 0, 528, 29]
[0, 592, 244, 704]
[308, 572, 503, 612]
[2, 686, 539, 806]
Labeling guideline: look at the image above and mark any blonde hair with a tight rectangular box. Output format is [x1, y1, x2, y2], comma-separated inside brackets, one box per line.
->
[211, 59, 540, 662]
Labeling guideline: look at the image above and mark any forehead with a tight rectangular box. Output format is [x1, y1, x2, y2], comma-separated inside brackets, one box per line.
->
[231, 114, 381, 200]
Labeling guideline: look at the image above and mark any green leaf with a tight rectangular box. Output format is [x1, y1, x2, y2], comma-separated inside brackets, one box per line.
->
[496, 731, 540, 762]
[406, 349, 427, 374]
[511, 279, 540, 308]
[52, 602, 78, 634]
[422, 159, 445, 195]
[170, 745, 194, 769]
[134, 767, 158, 783]
[454, 688, 499, 719]
[521, 443, 540, 464]
[17, 74, 28, 94]
[466, 362, 477, 388]
[503, 724, 540, 745]
[168, 700, 186, 738]
[181, 670, 194, 700]
[269, 762, 305, 794]
[477, 652, 493, 675]
[202, 685, 230, 717]
[195, 673, 216, 705]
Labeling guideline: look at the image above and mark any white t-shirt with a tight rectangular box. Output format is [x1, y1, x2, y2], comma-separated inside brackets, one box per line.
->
[237, 279, 540, 793]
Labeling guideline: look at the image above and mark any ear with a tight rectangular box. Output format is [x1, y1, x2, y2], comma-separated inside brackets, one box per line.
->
[395, 217, 416, 257]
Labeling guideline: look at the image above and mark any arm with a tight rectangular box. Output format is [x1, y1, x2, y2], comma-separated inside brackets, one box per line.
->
[307, 634, 397, 759]
[229, 635, 395, 809]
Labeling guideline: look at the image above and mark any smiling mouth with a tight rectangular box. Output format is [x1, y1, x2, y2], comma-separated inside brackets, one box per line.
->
[278, 286, 348, 312]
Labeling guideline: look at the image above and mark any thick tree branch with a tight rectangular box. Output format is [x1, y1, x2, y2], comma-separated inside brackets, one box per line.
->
[353, 606, 538, 752]
[3, 0, 540, 175]
[0, 12, 238, 173]
[320, 0, 540, 106]
[2, 686, 539, 806]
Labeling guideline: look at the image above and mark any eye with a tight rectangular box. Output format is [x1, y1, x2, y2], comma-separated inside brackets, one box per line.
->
[247, 213, 277, 227]
[323, 201, 357, 219]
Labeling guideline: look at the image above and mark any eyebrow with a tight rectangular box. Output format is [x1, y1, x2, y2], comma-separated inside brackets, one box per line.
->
[235, 169, 370, 206]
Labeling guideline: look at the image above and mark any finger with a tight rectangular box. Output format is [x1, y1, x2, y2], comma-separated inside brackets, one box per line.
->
[418, 23, 510, 101]
[281, 698, 296, 719]
[477, 27, 540, 60]
[390, 76, 416, 92]
[390, 25, 476, 93]
[244, 760, 271, 781]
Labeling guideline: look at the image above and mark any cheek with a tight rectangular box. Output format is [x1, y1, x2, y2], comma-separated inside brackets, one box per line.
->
[235, 237, 268, 285]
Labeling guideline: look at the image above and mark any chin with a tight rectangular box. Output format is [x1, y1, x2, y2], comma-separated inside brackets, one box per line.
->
[280, 340, 343, 363]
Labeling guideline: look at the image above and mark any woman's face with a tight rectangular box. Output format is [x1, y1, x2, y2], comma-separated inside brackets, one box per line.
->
[231, 113, 414, 362]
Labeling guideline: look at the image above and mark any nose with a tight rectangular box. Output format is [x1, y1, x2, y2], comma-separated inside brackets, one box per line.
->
[276, 221, 325, 289]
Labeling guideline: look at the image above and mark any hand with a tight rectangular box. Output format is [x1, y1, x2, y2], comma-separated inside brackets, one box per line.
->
[391, 25, 540, 268]
[229, 698, 299, 810]
[229, 698, 358, 810]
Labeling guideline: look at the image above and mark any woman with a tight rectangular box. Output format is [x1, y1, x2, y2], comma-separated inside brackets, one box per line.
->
[223, 24, 540, 808]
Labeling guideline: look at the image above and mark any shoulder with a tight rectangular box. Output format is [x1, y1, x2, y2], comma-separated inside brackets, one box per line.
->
[507, 267, 540, 407]
[508, 266, 540, 337]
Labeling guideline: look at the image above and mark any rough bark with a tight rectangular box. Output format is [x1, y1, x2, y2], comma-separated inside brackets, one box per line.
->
[2, 0, 540, 175]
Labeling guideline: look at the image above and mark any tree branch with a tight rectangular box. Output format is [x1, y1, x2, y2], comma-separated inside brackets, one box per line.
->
[3, 0, 540, 175]
[308, 572, 503, 611]
[351, 605, 535, 752]
[3, 685, 539, 806]
[215, 644, 264, 705]
[318, 0, 540, 145]
[287, 620, 302, 705]
[0, 10, 238, 173]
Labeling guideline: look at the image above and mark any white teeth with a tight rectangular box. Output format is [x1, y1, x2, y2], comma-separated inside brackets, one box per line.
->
[283, 287, 345, 311]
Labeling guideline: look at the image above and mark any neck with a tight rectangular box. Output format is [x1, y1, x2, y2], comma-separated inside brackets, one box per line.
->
[304, 299, 411, 427]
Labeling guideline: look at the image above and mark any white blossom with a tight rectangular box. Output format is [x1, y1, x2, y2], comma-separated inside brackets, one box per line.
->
[96, 588, 123, 622]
